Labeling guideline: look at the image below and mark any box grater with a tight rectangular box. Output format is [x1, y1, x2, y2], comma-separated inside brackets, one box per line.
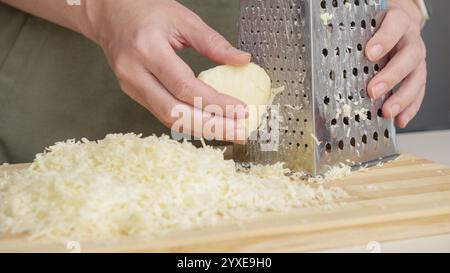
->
[234, 0, 399, 176]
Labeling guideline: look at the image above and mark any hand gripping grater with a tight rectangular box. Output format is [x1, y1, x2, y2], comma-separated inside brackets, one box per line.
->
[234, 0, 399, 176]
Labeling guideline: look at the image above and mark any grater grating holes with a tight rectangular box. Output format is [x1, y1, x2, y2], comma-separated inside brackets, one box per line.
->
[237, 0, 397, 174]
[350, 137, 356, 147]
[326, 143, 332, 153]
[367, 110, 372, 120]
[373, 131, 379, 141]
[362, 135, 368, 144]
[361, 20, 367, 29]
[371, 19, 377, 28]
[377, 109, 383, 118]
[338, 140, 345, 150]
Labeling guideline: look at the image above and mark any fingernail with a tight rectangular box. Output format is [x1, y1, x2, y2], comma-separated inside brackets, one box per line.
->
[372, 82, 387, 98]
[391, 104, 401, 117]
[369, 44, 383, 60]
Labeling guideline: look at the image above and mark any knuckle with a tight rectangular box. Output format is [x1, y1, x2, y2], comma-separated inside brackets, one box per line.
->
[184, 13, 203, 28]
[408, 43, 424, 64]
[417, 73, 427, 89]
[131, 29, 152, 56]
[419, 87, 426, 98]
[410, 25, 421, 36]
[417, 63, 428, 85]
[113, 56, 131, 81]
[413, 52, 423, 65]
[416, 42, 427, 61]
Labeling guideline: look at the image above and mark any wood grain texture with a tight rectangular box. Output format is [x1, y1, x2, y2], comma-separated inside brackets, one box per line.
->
[0, 154, 449, 253]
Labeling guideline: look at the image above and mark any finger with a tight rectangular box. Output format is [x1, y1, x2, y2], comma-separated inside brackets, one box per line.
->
[395, 86, 425, 128]
[368, 36, 424, 99]
[366, 8, 410, 61]
[190, 107, 247, 144]
[381, 61, 427, 119]
[118, 65, 183, 127]
[178, 13, 251, 65]
[140, 42, 248, 119]
[169, 104, 247, 144]
[123, 66, 247, 143]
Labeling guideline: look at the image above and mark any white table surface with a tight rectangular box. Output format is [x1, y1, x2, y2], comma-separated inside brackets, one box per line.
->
[321, 130, 450, 253]
[398, 130, 450, 167]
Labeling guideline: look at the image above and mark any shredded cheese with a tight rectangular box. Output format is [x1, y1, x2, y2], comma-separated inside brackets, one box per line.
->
[354, 108, 369, 121]
[342, 104, 352, 117]
[376, 161, 385, 167]
[310, 134, 322, 146]
[311, 164, 352, 183]
[0, 134, 348, 242]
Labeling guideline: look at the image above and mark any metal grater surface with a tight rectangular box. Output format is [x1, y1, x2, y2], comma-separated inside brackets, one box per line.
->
[235, 0, 399, 176]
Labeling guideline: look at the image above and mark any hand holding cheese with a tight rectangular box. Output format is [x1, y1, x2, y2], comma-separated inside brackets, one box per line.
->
[198, 63, 273, 134]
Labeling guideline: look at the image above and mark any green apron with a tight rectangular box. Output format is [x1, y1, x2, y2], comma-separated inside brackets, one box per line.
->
[0, 1, 240, 163]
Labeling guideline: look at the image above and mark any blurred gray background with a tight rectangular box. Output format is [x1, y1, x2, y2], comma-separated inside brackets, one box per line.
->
[181, 0, 450, 133]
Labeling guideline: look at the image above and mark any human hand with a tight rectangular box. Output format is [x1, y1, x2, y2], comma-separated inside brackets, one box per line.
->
[366, 0, 427, 128]
[85, 0, 251, 142]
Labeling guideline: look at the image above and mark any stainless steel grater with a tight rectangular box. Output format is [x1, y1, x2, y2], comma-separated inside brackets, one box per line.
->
[234, 0, 399, 176]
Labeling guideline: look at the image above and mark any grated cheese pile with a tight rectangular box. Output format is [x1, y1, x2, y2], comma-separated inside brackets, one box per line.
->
[0, 134, 348, 241]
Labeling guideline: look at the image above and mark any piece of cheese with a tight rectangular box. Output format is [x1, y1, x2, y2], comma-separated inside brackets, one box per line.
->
[0, 134, 348, 241]
[198, 63, 272, 134]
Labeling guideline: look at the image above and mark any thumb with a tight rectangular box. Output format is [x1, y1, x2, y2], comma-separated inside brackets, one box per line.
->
[180, 15, 251, 65]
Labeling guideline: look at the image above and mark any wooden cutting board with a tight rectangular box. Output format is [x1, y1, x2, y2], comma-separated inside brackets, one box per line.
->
[0, 154, 449, 253]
